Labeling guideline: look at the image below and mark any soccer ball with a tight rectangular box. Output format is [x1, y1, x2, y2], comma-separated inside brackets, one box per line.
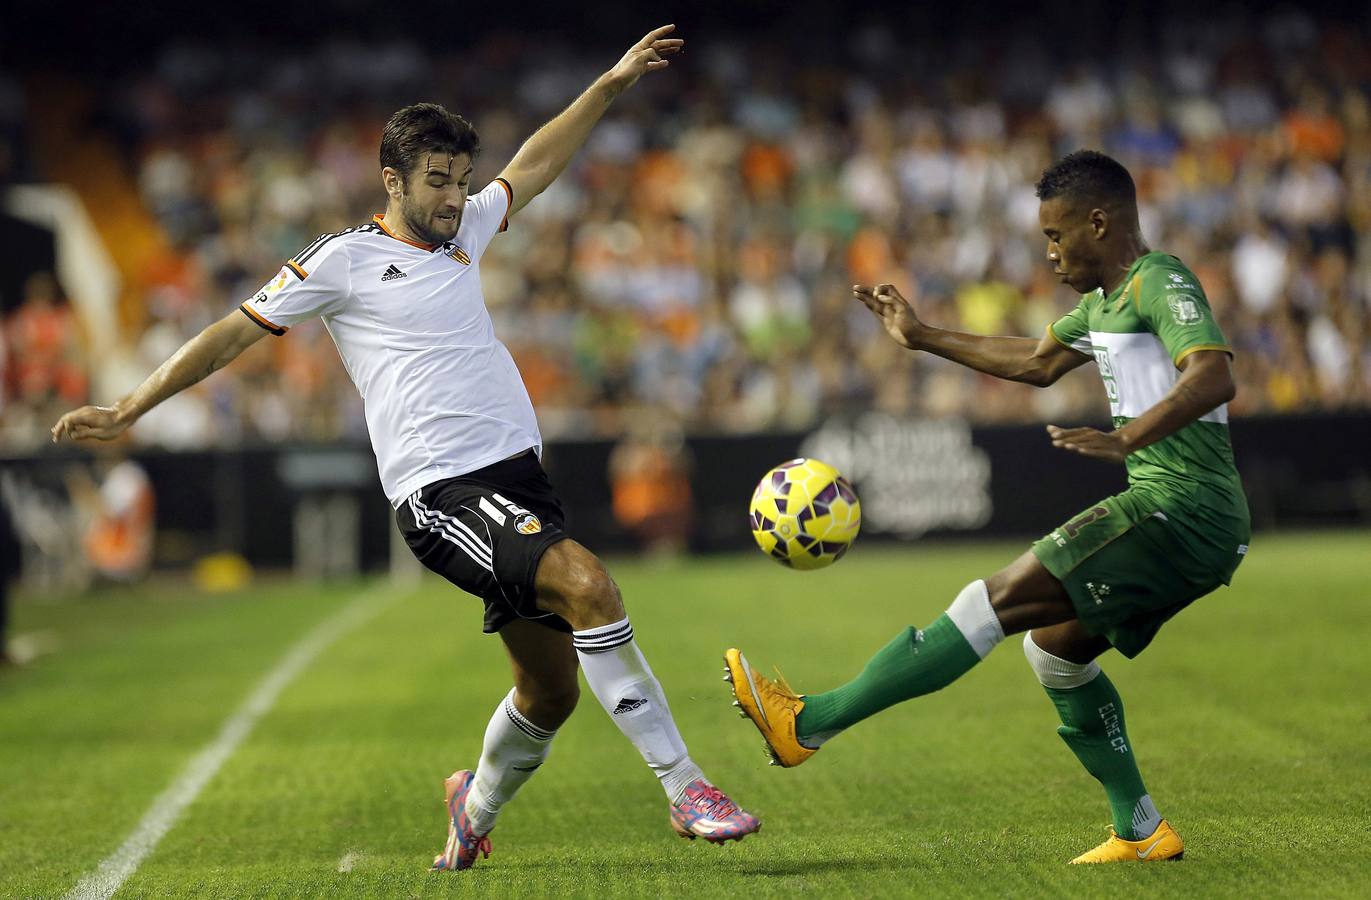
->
[749, 458, 861, 570]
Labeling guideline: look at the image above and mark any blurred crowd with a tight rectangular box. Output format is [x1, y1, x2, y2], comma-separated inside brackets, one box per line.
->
[2, 10, 1369, 451]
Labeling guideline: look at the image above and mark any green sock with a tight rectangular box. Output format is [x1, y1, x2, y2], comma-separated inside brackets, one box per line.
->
[796, 615, 981, 742]
[1046, 671, 1158, 841]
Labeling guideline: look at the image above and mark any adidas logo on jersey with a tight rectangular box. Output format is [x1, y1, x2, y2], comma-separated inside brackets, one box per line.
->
[380, 264, 407, 282]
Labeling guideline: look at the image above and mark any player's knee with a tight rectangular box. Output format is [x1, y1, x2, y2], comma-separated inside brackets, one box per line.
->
[572, 562, 623, 622]
[985, 555, 1034, 607]
[984, 551, 1075, 634]
[547, 546, 623, 625]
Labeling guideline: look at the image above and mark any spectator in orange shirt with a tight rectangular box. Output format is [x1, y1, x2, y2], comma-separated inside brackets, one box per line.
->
[8, 272, 87, 411]
[609, 420, 693, 555]
[66, 454, 156, 585]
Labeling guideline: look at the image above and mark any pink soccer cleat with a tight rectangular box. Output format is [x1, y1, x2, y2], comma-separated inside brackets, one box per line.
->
[669, 779, 761, 844]
[431, 770, 492, 871]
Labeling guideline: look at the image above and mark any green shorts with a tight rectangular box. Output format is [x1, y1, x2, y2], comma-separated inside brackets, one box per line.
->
[1031, 488, 1247, 658]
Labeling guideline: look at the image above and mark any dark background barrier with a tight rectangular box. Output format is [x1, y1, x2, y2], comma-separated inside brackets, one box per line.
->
[3, 412, 1368, 575]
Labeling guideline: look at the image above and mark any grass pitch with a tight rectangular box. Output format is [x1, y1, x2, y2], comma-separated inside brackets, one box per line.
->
[3, 531, 1369, 898]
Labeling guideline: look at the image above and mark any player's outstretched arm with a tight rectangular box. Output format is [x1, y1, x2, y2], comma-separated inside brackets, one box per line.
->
[854, 282, 1089, 386]
[1048, 349, 1236, 464]
[51, 311, 267, 443]
[497, 24, 683, 217]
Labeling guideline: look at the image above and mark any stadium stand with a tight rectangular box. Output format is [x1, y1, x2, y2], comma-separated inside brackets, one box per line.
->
[1, 10, 1368, 451]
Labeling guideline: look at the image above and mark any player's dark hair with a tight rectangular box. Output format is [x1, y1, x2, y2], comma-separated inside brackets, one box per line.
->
[379, 103, 480, 182]
[1035, 149, 1136, 209]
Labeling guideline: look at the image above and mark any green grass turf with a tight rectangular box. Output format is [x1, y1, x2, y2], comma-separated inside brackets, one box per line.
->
[2, 531, 1369, 898]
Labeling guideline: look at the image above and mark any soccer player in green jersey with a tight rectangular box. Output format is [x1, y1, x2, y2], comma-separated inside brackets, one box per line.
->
[724, 149, 1250, 863]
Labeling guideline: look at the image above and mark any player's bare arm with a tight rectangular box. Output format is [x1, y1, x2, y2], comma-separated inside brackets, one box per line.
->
[1047, 349, 1236, 464]
[497, 24, 682, 216]
[50, 311, 266, 443]
[853, 282, 1090, 386]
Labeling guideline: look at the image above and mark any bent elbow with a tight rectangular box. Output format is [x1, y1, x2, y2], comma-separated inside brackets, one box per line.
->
[1208, 368, 1238, 406]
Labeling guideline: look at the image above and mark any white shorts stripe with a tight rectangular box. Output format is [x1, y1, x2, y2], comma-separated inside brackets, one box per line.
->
[413, 494, 496, 558]
[413, 511, 493, 572]
[409, 496, 493, 571]
[410, 496, 492, 560]
[412, 507, 493, 570]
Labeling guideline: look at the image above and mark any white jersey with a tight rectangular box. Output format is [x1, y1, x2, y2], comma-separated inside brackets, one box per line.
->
[240, 180, 542, 507]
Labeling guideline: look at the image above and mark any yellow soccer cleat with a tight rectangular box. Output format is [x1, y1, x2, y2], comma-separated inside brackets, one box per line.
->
[723, 648, 817, 768]
[1070, 819, 1184, 864]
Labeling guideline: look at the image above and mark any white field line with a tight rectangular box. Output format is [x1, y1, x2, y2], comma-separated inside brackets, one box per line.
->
[64, 584, 403, 900]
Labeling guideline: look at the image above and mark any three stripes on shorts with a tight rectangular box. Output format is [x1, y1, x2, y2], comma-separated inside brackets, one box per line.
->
[408, 490, 493, 572]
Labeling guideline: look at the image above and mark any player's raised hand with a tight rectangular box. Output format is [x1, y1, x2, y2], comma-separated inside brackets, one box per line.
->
[51, 405, 129, 443]
[853, 283, 925, 349]
[606, 24, 683, 92]
[1046, 425, 1128, 464]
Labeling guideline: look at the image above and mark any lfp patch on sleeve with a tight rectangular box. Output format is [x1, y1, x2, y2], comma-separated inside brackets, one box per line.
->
[252, 267, 293, 305]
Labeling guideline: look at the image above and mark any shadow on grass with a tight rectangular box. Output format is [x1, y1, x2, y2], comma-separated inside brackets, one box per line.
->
[502, 847, 920, 878]
[732, 856, 919, 877]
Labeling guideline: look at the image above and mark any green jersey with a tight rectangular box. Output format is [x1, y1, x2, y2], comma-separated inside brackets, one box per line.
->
[1048, 251, 1250, 578]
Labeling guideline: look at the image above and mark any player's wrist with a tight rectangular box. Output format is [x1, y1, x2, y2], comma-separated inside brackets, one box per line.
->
[1114, 426, 1136, 455]
[110, 399, 140, 428]
[597, 70, 631, 100]
[902, 322, 933, 350]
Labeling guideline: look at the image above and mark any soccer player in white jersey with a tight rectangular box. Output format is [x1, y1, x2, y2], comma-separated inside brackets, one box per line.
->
[724, 150, 1250, 864]
[51, 24, 759, 870]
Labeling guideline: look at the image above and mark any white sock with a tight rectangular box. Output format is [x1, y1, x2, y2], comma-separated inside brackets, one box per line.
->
[465, 688, 556, 835]
[945, 579, 1004, 659]
[1022, 632, 1101, 688]
[573, 618, 703, 803]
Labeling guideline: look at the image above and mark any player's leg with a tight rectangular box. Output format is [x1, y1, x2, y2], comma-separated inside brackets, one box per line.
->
[463, 619, 578, 835]
[534, 539, 694, 794]
[535, 539, 760, 842]
[1023, 620, 1180, 861]
[433, 619, 576, 872]
[725, 549, 1075, 766]
[1022, 490, 1233, 862]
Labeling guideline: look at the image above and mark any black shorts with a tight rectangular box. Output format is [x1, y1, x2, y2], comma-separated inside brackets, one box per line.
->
[396, 451, 571, 634]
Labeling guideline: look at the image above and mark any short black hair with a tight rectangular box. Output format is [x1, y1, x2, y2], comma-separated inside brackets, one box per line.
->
[379, 103, 480, 182]
[1035, 149, 1136, 209]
